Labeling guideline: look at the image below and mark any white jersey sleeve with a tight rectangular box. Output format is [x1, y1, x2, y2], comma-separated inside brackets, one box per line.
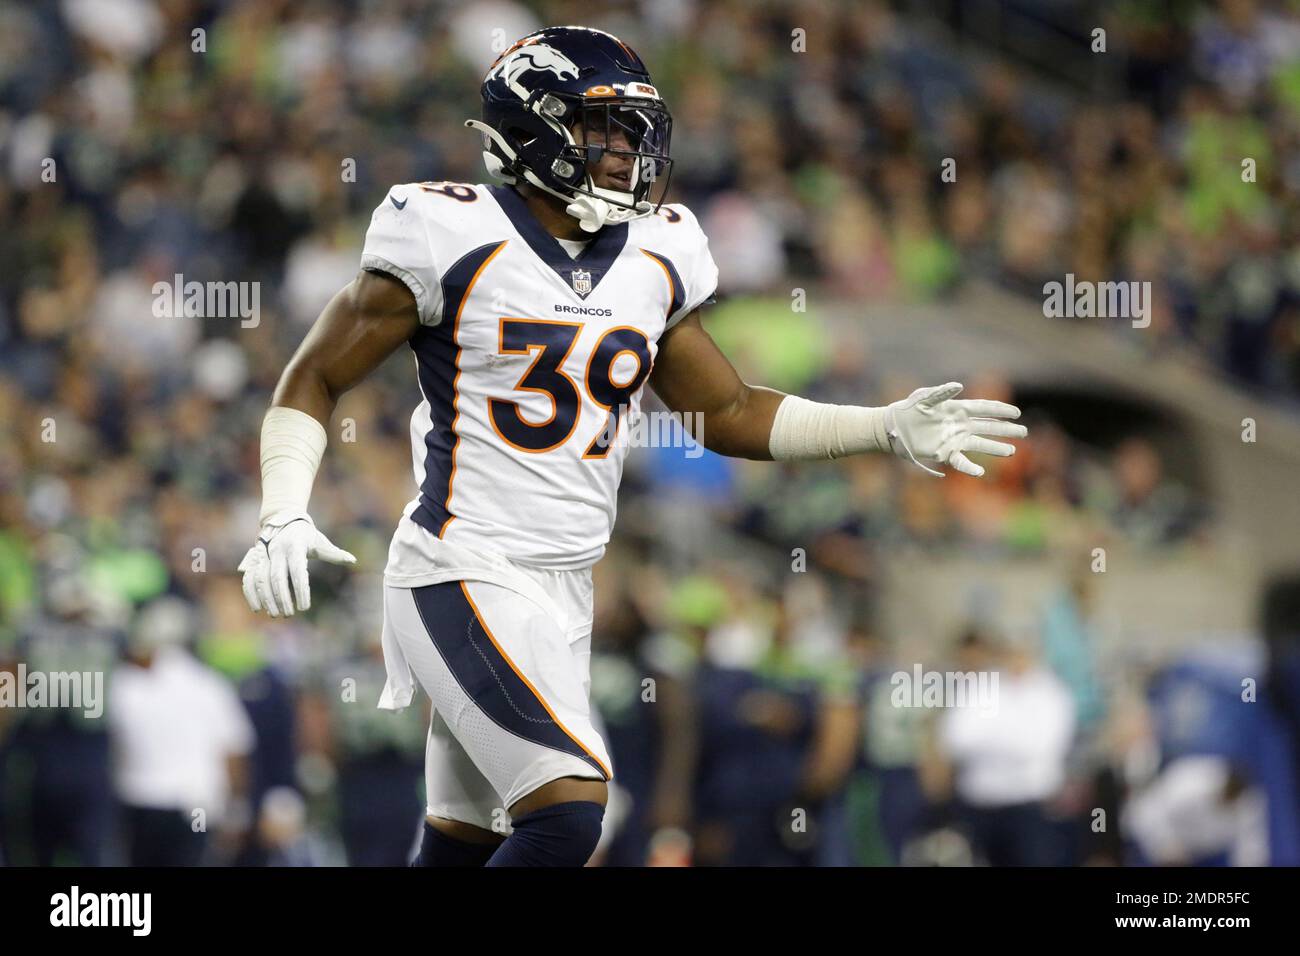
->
[660, 203, 719, 329]
[360, 185, 445, 325]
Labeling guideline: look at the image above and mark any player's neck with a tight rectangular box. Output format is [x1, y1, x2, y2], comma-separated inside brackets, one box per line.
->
[514, 183, 590, 241]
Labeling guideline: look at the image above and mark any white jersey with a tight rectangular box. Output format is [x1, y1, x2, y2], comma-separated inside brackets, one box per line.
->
[361, 181, 718, 584]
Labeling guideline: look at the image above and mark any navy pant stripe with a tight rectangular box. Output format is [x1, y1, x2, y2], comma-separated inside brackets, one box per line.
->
[410, 582, 608, 778]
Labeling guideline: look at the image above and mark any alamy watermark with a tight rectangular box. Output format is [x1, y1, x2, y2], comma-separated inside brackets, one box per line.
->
[152, 273, 260, 327]
[50, 886, 151, 936]
[0, 664, 104, 718]
[592, 407, 704, 458]
[890, 664, 999, 713]
[1043, 273, 1151, 328]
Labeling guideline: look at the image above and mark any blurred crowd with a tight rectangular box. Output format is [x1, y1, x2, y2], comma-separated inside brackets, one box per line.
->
[587, 557, 1298, 866]
[1, 0, 1298, 865]
[3, 544, 1297, 867]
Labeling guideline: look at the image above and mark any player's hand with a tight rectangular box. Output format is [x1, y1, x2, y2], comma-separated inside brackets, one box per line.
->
[236, 512, 356, 617]
[883, 382, 1027, 478]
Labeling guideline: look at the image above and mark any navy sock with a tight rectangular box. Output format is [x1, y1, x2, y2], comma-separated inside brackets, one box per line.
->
[485, 801, 605, 867]
[412, 820, 500, 867]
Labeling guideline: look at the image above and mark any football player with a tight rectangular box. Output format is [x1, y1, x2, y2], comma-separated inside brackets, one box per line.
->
[238, 25, 1027, 867]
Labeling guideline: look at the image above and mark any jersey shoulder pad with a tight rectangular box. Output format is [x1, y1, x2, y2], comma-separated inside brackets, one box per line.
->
[633, 203, 719, 328]
[635, 202, 705, 246]
[360, 182, 498, 326]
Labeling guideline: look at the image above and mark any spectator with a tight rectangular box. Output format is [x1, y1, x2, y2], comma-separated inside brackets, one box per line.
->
[938, 627, 1076, 866]
[0, 545, 122, 866]
[108, 597, 254, 866]
[1124, 755, 1268, 865]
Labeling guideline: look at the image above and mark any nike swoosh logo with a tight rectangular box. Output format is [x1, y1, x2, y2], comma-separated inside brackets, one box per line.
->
[390, 194, 407, 210]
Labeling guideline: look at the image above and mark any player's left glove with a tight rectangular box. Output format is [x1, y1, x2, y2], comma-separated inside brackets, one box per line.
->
[237, 511, 355, 617]
[884, 382, 1027, 478]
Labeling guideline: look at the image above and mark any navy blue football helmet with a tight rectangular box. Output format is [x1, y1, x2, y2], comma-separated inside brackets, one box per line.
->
[465, 26, 673, 229]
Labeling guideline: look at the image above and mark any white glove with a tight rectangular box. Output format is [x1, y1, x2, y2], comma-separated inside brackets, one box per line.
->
[884, 382, 1026, 478]
[237, 512, 356, 617]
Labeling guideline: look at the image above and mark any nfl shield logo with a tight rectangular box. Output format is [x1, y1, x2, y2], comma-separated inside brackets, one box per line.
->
[571, 268, 592, 296]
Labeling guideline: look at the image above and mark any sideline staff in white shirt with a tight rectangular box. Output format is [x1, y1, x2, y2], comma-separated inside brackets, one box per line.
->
[108, 598, 254, 866]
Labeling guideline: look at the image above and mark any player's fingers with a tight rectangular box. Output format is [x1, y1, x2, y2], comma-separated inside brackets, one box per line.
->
[963, 436, 1017, 458]
[249, 546, 280, 621]
[288, 546, 311, 613]
[954, 399, 1020, 419]
[254, 554, 281, 617]
[269, 548, 294, 617]
[311, 534, 357, 566]
[239, 553, 263, 613]
[917, 382, 963, 408]
[969, 418, 1028, 440]
[948, 451, 985, 477]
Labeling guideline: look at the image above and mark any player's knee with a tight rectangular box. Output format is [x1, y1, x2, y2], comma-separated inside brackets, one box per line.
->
[496, 801, 605, 867]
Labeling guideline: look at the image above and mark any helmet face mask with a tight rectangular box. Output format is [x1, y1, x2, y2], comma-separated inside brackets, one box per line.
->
[550, 94, 674, 211]
[466, 27, 674, 228]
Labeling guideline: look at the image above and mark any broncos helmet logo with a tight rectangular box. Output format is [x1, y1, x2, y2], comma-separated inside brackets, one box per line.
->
[487, 43, 580, 97]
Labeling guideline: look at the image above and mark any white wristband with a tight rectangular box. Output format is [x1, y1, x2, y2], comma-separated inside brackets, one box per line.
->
[258, 406, 326, 525]
[767, 395, 892, 461]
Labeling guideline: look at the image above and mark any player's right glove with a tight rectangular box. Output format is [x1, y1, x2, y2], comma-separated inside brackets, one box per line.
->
[237, 511, 355, 617]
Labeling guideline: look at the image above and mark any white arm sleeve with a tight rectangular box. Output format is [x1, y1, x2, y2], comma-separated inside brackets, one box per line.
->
[258, 406, 326, 524]
[767, 394, 892, 461]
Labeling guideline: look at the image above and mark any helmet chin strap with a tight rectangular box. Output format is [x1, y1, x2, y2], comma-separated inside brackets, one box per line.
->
[565, 187, 651, 233]
[465, 118, 654, 232]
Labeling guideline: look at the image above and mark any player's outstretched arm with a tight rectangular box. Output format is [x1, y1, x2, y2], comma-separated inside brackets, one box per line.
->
[648, 312, 788, 459]
[238, 270, 420, 617]
[650, 311, 1027, 475]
